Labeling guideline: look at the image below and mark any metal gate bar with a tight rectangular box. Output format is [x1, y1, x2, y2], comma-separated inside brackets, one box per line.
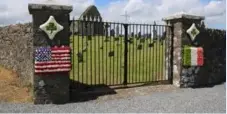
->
[70, 17, 172, 90]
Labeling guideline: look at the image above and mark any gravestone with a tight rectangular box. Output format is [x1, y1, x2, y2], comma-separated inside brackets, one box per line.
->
[110, 29, 115, 37]
[137, 32, 141, 39]
[131, 32, 134, 37]
[116, 25, 120, 37]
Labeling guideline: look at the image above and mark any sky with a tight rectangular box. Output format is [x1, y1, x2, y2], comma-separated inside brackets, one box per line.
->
[0, 0, 226, 29]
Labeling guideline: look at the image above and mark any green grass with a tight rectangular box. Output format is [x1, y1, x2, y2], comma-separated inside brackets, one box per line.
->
[70, 35, 167, 85]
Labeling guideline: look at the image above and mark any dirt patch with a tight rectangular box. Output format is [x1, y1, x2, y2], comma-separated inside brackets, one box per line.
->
[0, 66, 33, 103]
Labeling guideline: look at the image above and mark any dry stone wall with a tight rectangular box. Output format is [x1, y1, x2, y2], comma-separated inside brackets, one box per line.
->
[0, 23, 33, 85]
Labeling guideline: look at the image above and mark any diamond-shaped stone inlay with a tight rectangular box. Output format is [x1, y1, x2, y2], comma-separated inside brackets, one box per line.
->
[186, 23, 200, 41]
[39, 16, 64, 40]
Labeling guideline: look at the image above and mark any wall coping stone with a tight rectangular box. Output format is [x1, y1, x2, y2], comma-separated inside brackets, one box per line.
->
[162, 13, 205, 21]
[28, 4, 72, 14]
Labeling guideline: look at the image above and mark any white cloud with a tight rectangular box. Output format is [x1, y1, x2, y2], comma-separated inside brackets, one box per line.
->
[0, 0, 225, 29]
[0, 0, 94, 26]
[100, 0, 226, 29]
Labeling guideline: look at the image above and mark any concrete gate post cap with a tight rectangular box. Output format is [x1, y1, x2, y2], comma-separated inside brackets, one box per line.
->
[28, 3, 73, 14]
[162, 12, 205, 21]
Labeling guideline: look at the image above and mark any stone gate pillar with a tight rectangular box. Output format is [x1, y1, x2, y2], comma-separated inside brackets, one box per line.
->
[28, 4, 72, 104]
[163, 13, 205, 87]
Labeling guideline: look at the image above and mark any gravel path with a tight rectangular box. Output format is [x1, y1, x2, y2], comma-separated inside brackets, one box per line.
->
[0, 83, 225, 113]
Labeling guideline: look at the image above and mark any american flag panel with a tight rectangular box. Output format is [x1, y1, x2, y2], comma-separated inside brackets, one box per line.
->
[35, 46, 71, 73]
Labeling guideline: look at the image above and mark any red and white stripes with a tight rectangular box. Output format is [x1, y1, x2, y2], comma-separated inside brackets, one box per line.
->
[185, 47, 204, 66]
[190, 47, 204, 66]
[35, 46, 71, 73]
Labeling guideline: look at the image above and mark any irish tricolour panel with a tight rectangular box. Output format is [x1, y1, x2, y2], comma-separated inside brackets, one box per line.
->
[183, 47, 204, 66]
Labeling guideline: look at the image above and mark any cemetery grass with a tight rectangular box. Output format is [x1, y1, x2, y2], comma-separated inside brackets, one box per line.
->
[70, 35, 166, 85]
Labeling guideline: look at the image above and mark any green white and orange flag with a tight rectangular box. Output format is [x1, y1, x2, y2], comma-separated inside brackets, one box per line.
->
[183, 47, 204, 66]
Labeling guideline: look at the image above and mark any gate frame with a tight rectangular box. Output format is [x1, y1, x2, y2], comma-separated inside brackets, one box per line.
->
[70, 19, 173, 88]
[123, 24, 128, 85]
[28, 3, 206, 104]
